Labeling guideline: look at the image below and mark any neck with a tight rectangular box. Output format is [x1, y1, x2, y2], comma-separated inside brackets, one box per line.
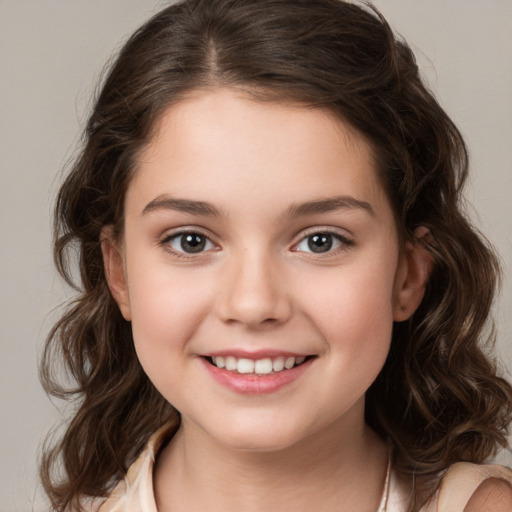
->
[154, 406, 389, 512]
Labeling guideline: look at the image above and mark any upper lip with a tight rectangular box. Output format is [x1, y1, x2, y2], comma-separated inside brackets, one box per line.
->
[202, 349, 311, 359]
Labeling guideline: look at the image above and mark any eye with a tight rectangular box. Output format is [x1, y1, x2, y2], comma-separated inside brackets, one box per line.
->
[163, 231, 216, 254]
[293, 232, 351, 254]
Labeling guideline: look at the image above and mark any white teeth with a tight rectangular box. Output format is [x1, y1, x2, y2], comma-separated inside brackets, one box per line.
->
[237, 358, 255, 374]
[225, 356, 237, 371]
[254, 358, 273, 375]
[284, 356, 296, 370]
[272, 357, 285, 372]
[211, 355, 308, 374]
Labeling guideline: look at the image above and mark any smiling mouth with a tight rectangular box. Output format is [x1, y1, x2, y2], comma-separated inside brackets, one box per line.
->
[205, 355, 313, 375]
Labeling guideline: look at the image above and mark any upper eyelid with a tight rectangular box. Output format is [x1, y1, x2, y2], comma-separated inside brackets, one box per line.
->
[290, 227, 354, 253]
[158, 226, 353, 247]
[159, 230, 219, 258]
[160, 226, 216, 242]
[291, 226, 353, 242]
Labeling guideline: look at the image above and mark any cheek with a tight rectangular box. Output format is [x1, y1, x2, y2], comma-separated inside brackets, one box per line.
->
[303, 255, 396, 313]
[294, 255, 397, 362]
[126, 261, 214, 367]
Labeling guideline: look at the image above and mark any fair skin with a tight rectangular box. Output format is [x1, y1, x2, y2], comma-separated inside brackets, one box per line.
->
[103, 88, 432, 511]
[466, 478, 512, 512]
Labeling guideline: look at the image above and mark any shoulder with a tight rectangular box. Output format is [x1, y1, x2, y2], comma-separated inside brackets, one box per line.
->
[464, 477, 512, 512]
[437, 462, 512, 512]
[97, 420, 176, 511]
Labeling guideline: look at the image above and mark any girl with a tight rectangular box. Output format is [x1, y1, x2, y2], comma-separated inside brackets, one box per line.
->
[40, 0, 512, 511]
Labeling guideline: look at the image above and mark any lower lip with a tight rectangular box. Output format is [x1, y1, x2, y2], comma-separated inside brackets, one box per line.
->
[201, 358, 314, 394]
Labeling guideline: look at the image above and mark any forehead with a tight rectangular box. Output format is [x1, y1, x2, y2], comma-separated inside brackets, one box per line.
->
[128, 88, 390, 219]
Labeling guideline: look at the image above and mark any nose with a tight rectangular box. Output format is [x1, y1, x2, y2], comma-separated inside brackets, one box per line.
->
[216, 249, 292, 329]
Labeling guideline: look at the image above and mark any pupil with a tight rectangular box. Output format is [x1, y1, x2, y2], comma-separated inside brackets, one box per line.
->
[308, 234, 332, 253]
[181, 233, 206, 253]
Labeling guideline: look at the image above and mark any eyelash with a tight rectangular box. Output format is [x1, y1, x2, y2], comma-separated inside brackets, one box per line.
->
[160, 230, 218, 258]
[291, 230, 354, 255]
[159, 228, 353, 258]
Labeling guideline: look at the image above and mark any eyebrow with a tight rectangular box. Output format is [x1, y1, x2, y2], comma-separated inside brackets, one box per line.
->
[285, 196, 375, 218]
[141, 194, 374, 218]
[141, 195, 222, 217]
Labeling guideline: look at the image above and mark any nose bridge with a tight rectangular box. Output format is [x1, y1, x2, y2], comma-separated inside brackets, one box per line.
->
[217, 244, 291, 328]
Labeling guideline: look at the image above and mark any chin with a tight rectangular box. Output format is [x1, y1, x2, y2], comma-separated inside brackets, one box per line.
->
[223, 435, 302, 454]
[210, 421, 308, 453]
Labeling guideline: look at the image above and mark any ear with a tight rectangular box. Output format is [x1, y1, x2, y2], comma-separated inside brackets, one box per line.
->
[393, 226, 434, 322]
[101, 226, 132, 321]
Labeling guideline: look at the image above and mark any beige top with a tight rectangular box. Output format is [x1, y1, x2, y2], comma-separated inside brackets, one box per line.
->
[84, 423, 512, 512]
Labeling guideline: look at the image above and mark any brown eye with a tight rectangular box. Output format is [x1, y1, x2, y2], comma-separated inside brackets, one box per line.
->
[180, 233, 206, 253]
[166, 232, 214, 254]
[294, 231, 352, 254]
[307, 234, 333, 253]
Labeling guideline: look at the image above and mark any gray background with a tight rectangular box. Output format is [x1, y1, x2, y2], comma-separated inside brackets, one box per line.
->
[1, 1, 511, 511]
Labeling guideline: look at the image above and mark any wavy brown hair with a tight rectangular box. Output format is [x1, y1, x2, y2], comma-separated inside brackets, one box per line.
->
[40, 0, 512, 510]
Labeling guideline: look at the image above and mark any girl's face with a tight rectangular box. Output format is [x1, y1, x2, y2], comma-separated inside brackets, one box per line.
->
[104, 88, 429, 452]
